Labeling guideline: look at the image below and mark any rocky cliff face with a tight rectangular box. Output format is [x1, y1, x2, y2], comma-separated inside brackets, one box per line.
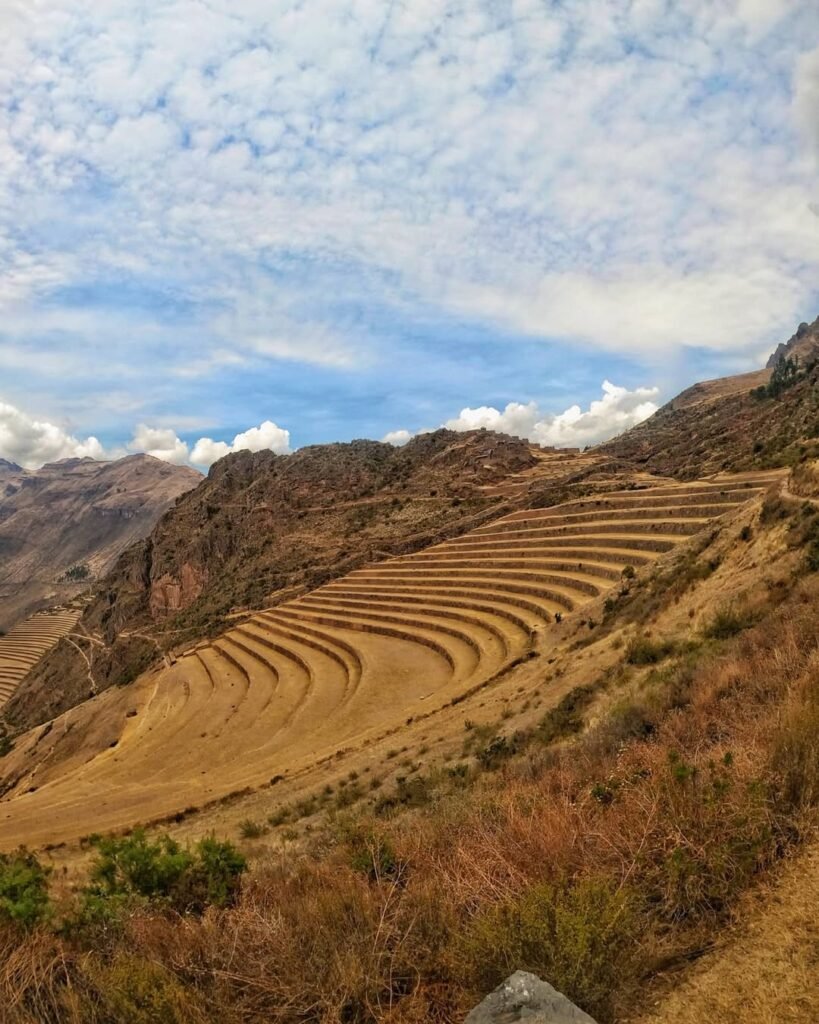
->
[765, 315, 819, 369]
[0, 455, 201, 630]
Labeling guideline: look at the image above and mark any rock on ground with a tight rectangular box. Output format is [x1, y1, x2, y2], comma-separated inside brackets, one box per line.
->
[465, 971, 598, 1023]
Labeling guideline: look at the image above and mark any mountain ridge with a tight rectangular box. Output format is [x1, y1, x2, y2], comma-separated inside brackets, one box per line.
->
[0, 453, 201, 631]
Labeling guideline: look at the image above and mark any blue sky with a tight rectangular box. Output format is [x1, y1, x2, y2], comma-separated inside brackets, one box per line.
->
[0, 0, 818, 469]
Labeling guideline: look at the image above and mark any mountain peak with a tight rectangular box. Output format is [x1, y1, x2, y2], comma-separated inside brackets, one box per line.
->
[766, 314, 819, 369]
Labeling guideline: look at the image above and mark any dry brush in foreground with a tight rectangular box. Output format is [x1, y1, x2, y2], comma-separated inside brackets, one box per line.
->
[1, 562, 819, 1024]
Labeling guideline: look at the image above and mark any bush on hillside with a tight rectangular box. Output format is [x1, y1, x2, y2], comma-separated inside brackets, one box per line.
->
[60, 563, 91, 582]
[0, 849, 51, 928]
[537, 686, 595, 745]
[84, 830, 246, 916]
[0, 729, 13, 758]
[625, 636, 676, 665]
[702, 604, 757, 640]
[752, 356, 800, 400]
[459, 877, 637, 1021]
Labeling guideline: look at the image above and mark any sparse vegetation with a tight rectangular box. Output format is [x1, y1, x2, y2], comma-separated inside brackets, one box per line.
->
[60, 563, 91, 582]
[3, 576, 819, 1022]
[625, 635, 676, 665]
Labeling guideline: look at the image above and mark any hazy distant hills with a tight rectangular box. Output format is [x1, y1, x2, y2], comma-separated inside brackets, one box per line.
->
[0, 454, 201, 630]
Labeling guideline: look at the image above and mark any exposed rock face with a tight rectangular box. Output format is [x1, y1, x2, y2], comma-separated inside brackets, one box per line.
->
[766, 315, 819, 368]
[148, 563, 209, 617]
[0, 455, 201, 631]
[465, 971, 597, 1023]
[77, 431, 549, 640]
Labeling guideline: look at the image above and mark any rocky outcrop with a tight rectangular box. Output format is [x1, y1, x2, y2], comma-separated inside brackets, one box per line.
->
[465, 971, 597, 1023]
[149, 563, 209, 617]
[766, 315, 819, 368]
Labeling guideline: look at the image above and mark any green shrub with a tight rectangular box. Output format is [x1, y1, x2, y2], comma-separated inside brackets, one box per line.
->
[701, 604, 757, 640]
[0, 848, 51, 928]
[347, 828, 400, 881]
[61, 563, 91, 582]
[85, 830, 246, 915]
[476, 733, 523, 770]
[537, 686, 595, 745]
[335, 782, 363, 809]
[239, 819, 268, 839]
[268, 805, 293, 827]
[805, 538, 819, 573]
[460, 877, 638, 1021]
[625, 636, 676, 665]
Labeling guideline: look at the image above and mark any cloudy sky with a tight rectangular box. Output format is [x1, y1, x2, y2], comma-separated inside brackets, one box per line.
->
[1, 0, 818, 469]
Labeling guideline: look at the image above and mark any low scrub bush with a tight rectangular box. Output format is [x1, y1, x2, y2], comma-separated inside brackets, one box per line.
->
[536, 685, 595, 745]
[625, 635, 676, 665]
[459, 877, 638, 1022]
[0, 849, 51, 928]
[239, 819, 268, 839]
[702, 603, 757, 640]
[83, 830, 246, 916]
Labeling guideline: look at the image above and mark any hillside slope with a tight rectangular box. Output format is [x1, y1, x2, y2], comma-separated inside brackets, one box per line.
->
[0, 455, 201, 630]
[5, 432, 626, 728]
[602, 315, 819, 478]
[0, 468, 777, 847]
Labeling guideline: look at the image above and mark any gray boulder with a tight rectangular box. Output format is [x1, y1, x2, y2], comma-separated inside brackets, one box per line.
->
[465, 971, 598, 1024]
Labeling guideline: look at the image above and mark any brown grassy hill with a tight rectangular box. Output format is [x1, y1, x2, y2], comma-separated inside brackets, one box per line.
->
[6, 432, 631, 729]
[3, 462, 819, 1024]
[0, 467, 778, 847]
[602, 315, 819, 478]
[0, 455, 201, 631]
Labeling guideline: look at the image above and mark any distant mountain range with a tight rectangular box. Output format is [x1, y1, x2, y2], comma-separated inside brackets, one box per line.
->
[0, 454, 201, 631]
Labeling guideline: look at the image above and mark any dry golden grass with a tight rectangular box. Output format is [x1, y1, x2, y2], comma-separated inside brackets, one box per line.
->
[0, 474, 779, 850]
[637, 842, 819, 1024]
[2, 561, 819, 1024]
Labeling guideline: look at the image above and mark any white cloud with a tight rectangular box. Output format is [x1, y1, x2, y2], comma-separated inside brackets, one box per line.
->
[0, 401, 293, 471]
[447, 266, 808, 358]
[796, 47, 819, 162]
[382, 429, 412, 446]
[0, 0, 816, 446]
[391, 381, 660, 451]
[190, 419, 291, 467]
[127, 424, 190, 465]
[0, 400, 105, 469]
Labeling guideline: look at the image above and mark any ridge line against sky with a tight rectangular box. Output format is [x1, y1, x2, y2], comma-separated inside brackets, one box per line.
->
[0, 0, 818, 469]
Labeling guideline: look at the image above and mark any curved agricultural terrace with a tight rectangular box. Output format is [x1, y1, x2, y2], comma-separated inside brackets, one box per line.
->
[0, 609, 80, 708]
[0, 473, 779, 848]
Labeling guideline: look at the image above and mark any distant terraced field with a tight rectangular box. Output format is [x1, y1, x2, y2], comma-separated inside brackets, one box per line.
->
[0, 609, 80, 708]
[0, 472, 780, 847]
